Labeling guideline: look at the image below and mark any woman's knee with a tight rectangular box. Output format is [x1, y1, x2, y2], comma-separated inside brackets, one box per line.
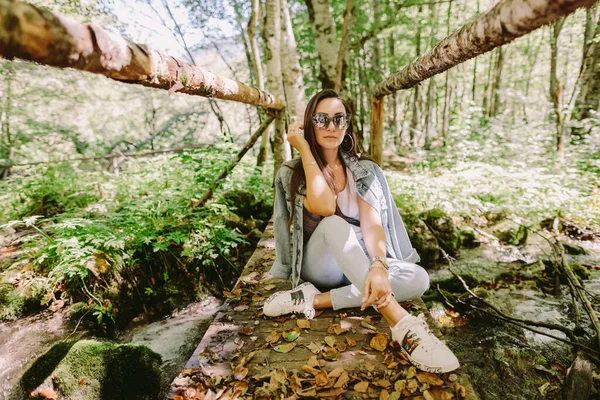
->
[390, 263, 430, 300]
[318, 215, 347, 233]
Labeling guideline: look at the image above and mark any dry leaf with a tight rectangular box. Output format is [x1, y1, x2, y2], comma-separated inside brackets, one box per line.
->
[282, 328, 300, 342]
[263, 284, 276, 290]
[328, 367, 345, 379]
[306, 342, 324, 354]
[327, 323, 347, 335]
[232, 288, 243, 296]
[270, 369, 287, 392]
[406, 379, 419, 393]
[78, 377, 85, 385]
[315, 370, 329, 387]
[361, 321, 378, 331]
[389, 391, 402, 400]
[364, 362, 375, 372]
[297, 387, 317, 397]
[233, 380, 249, 396]
[297, 319, 311, 329]
[394, 380, 406, 392]
[252, 295, 265, 301]
[334, 370, 350, 388]
[233, 305, 248, 312]
[370, 333, 389, 351]
[317, 388, 345, 398]
[324, 336, 337, 347]
[417, 373, 444, 386]
[354, 381, 369, 393]
[266, 330, 280, 344]
[238, 326, 255, 336]
[380, 388, 390, 400]
[457, 384, 467, 399]
[345, 336, 357, 347]
[273, 343, 296, 353]
[387, 362, 398, 369]
[427, 389, 455, 400]
[323, 347, 340, 360]
[38, 388, 58, 400]
[302, 365, 321, 376]
[173, 396, 184, 400]
[307, 355, 320, 367]
[233, 365, 248, 381]
[373, 379, 391, 388]
[406, 366, 417, 379]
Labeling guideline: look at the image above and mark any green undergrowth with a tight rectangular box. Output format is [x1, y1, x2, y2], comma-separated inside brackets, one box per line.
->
[386, 122, 600, 230]
[0, 146, 273, 333]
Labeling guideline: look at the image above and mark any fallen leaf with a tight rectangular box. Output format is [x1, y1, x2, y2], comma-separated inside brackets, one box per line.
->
[323, 347, 340, 360]
[185, 388, 198, 398]
[327, 323, 347, 335]
[380, 388, 390, 400]
[324, 336, 337, 347]
[417, 373, 444, 386]
[307, 355, 319, 367]
[370, 333, 389, 351]
[306, 342, 324, 354]
[315, 370, 329, 386]
[302, 365, 321, 375]
[270, 369, 287, 392]
[172, 396, 183, 400]
[233, 380, 248, 396]
[233, 305, 248, 312]
[78, 377, 85, 385]
[334, 370, 350, 388]
[266, 331, 279, 344]
[406, 366, 417, 379]
[389, 392, 402, 400]
[427, 389, 455, 400]
[297, 387, 317, 397]
[264, 284, 276, 290]
[406, 378, 419, 393]
[38, 388, 58, 400]
[364, 362, 375, 372]
[345, 336, 357, 347]
[394, 380, 406, 392]
[387, 362, 398, 369]
[252, 295, 265, 301]
[373, 379, 391, 388]
[354, 381, 369, 393]
[361, 321, 378, 331]
[457, 384, 467, 399]
[328, 367, 345, 378]
[282, 328, 300, 342]
[273, 343, 296, 353]
[238, 326, 255, 336]
[232, 288, 242, 296]
[538, 382, 551, 396]
[233, 365, 248, 381]
[317, 388, 346, 398]
[297, 319, 311, 329]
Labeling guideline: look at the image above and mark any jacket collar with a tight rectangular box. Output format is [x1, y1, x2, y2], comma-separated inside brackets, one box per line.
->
[341, 151, 369, 180]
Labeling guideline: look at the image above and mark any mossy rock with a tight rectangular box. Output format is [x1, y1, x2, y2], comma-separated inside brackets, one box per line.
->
[570, 263, 590, 281]
[0, 283, 24, 321]
[419, 208, 462, 255]
[490, 219, 528, 246]
[65, 302, 95, 322]
[20, 340, 163, 400]
[402, 212, 440, 266]
[483, 208, 508, 224]
[562, 242, 587, 255]
[459, 228, 480, 248]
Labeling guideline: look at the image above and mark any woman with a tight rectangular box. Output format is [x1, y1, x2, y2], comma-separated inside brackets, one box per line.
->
[264, 89, 459, 373]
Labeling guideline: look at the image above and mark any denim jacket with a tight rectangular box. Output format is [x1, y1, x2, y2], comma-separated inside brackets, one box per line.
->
[269, 151, 420, 287]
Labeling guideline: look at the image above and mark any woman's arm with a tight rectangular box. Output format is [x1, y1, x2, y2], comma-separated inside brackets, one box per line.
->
[358, 195, 393, 310]
[287, 123, 337, 216]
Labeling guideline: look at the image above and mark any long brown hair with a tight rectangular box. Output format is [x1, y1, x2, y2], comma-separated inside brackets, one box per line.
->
[287, 89, 362, 224]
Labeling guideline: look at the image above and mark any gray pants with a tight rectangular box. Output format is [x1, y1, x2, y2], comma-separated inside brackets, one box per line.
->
[300, 215, 430, 310]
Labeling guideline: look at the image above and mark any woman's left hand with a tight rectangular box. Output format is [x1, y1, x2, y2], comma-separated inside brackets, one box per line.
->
[361, 267, 393, 310]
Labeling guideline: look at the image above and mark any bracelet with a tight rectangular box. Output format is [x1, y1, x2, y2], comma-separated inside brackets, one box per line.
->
[369, 256, 390, 273]
[303, 161, 318, 167]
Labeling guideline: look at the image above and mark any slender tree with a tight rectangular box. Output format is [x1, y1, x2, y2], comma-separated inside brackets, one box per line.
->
[304, 0, 339, 89]
[550, 18, 566, 155]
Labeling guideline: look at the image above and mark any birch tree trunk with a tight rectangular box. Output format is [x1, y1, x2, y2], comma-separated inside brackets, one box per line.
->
[488, 47, 504, 117]
[440, 0, 453, 144]
[571, 11, 599, 141]
[409, 6, 422, 147]
[265, 0, 290, 175]
[550, 18, 565, 155]
[280, 0, 307, 118]
[371, 0, 596, 97]
[334, 0, 353, 93]
[250, 0, 271, 167]
[305, 0, 339, 89]
[0, 61, 13, 178]
[424, 2, 438, 150]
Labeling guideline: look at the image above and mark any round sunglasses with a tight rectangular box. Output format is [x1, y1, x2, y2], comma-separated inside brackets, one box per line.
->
[312, 112, 351, 130]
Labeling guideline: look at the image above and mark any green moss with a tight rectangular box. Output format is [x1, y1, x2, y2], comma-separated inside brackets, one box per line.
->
[570, 263, 590, 281]
[20, 340, 163, 400]
[0, 283, 24, 321]
[459, 228, 480, 248]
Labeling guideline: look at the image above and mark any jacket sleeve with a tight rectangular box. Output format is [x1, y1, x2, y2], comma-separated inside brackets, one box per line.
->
[269, 166, 293, 279]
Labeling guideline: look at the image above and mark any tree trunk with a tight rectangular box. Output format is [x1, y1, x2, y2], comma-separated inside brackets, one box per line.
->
[440, 0, 453, 144]
[488, 47, 504, 117]
[0, 60, 14, 178]
[562, 354, 593, 399]
[0, 0, 285, 111]
[409, 6, 422, 147]
[424, 2, 438, 150]
[571, 11, 599, 141]
[265, 0, 290, 176]
[550, 18, 566, 155]
[304, 0, 339, 89]
[371, 0, 596, 97]
[334, 0, 353, 93]
[280, 0, 307, 119]
[370, 96, 384, 163]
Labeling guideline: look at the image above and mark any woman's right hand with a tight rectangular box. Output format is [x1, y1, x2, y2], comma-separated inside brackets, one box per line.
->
[287, 122, 309, 152]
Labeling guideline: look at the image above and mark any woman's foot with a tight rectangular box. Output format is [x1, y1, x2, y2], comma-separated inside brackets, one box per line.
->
[263, 282, 321, 320]
[391, 313, 460, 373]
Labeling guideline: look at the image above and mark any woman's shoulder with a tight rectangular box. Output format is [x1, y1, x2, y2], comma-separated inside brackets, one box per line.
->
[276, 159, 301, 180]
[357, 158, 381, 172]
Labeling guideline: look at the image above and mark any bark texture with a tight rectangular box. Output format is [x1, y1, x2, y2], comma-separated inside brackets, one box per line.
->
[305, 0, 339, 89]
[280, 0, 307, 118]
[372, 0, 597, 97]
[0, 0, 284, 110]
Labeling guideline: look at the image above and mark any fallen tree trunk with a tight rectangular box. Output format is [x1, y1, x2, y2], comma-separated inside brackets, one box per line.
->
[372, 0, 597, 97]
[0, 0, 285, 110]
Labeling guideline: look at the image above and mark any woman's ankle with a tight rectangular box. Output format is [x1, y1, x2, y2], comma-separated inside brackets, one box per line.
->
[313, 292, 332, 309]
[380, 301, 409, 327]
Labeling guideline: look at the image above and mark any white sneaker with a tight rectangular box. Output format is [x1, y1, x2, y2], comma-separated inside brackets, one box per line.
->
[263, 282, 321, 320]
[391, 313, 459, 373]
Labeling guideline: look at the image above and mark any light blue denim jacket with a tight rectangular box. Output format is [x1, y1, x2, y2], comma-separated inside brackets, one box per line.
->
[269, 152, 420, 287]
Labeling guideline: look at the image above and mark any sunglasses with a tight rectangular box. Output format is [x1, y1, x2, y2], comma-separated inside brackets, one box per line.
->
[312, 112, 351, 130]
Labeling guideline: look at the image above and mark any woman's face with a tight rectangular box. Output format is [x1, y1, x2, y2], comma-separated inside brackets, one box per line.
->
[313, 98, 348, 151]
